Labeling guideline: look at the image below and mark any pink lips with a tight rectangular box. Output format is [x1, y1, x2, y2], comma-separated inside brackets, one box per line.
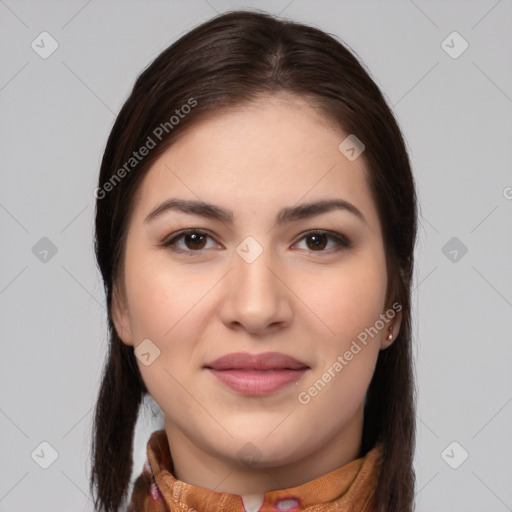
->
[204, 351, 309, 395]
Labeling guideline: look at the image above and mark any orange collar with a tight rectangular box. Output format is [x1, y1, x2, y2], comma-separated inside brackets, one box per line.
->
[128, 430, 382, 512]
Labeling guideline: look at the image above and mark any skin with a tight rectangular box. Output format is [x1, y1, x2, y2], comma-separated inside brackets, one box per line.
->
[112, 92, 401, 497]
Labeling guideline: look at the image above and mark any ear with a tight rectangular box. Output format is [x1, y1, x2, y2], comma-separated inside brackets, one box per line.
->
[111, 286, 135, 346]
[379, 304, 403, 350]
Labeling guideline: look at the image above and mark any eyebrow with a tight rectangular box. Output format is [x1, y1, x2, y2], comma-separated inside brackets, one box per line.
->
[144, 197, 366, 225]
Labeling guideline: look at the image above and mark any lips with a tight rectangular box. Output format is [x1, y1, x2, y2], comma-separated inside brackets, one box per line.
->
[204, 352, 310, 395]
[204, 351, 309, 371]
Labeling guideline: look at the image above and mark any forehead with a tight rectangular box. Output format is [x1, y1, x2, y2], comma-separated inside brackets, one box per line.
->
[132, 93, 380, 230]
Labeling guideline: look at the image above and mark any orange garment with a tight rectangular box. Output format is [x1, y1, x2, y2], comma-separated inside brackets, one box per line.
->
[128, 429, 382, 512]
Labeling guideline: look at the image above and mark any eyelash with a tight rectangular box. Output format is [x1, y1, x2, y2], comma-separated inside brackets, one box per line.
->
[160, 229, 352, 256]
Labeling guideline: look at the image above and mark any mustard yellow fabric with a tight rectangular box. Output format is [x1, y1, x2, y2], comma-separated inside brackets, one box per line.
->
[128, 429, 382, 512]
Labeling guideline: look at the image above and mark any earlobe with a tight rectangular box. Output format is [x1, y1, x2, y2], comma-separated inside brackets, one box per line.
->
[111, 288, 134, 346]
[380, 308, 402, 350]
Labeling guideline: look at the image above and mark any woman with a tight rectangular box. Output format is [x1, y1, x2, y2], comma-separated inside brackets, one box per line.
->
[90, 9, 417, 512]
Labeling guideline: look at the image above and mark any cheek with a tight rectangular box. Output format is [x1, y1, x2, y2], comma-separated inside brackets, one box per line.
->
[295, 256, 388, 347]
[123, 257, 213, 407]
[294, 259, 387, 423]
[123, 248, 212, 341]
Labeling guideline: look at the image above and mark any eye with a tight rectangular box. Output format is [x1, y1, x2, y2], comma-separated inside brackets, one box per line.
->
[161, 229, 220, 254]
[293, 230, 351, 252]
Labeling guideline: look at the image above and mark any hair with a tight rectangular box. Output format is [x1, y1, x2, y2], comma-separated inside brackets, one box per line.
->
[90, 9, 418, 512]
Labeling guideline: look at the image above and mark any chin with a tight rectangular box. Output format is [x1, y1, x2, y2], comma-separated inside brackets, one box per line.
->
[223, 430, 309, 467]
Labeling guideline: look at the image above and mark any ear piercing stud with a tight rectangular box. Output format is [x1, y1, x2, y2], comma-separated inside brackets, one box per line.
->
[387, 327, 393, 341]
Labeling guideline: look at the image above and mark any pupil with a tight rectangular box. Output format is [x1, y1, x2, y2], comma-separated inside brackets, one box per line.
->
[308, 234, 327, 250]
[187, 233, 205, 249]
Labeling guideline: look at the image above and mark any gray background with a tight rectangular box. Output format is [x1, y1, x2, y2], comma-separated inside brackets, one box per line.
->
[1, 0, 511, 511]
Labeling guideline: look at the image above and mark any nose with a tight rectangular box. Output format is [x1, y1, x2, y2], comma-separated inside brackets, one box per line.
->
[218, 247, 293, 335]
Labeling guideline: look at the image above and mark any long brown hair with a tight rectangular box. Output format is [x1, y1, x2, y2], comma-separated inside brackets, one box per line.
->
[90, 9, 417, 512]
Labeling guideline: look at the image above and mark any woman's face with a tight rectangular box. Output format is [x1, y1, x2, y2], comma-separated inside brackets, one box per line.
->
[113, 92, 400, 487]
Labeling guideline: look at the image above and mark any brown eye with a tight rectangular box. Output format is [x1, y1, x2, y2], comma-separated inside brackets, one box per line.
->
[162, 229, 217, 253]
[295, 230, 351, 253]
[182, 232, 207, 250]
[305, 233, 328, 251]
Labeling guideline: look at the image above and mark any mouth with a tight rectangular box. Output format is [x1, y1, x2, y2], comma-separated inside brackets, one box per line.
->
[204, 352, 310, 395]
[204, 351, 310, 371]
